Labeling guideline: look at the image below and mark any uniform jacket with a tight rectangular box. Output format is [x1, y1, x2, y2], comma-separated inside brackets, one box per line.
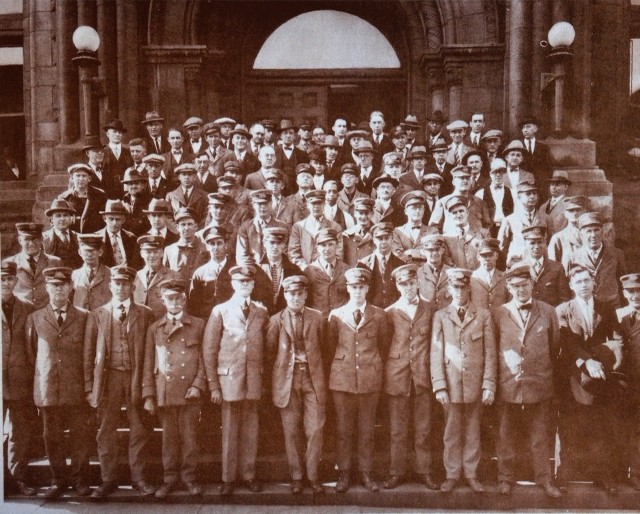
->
[429, 193, 492, 234]
[3, 252, 63, 309]
[205, 145, 235, 178]
[494, 299, 560, 403]
[304, 259, 349, 316]
[26, 304, 89, 406]
[526, 256, 571, 307]
[418, 263, 453, 311]
[470, 269, 509, 312]
[163, 238, 209, 282]
[58, 187, 108, 233]
[253, 256, 303, 314]
[392, 223, 437, 260]
[165, 186, 209, 228]
[71, 264, 112, 311]
[202, 297, 269, 401]
[266, 307, 327, 408]
[443, 227, 489, 270]
[42, 228, 82, 269]
[384, 298, 433, 396]
[548, 225, 582, 273]
[84, 302, 154, 408]
[187, 259, 235, 319]
[357, 252, 403, 308]
[236, 217, 290, 265]
[342, 226, 375, 267]
[430, 303, 497, 403]
[286, 192, 310, 224]
[288, 216, 344, 268]
[538, 197, 568, 235]
[617, 305, 640, 396]
[134, 265, 180, 320]
[2, 297, 35, 401]
[498, 210, 551, 260]
[327, 303, 390, 394]
[142, 312, 207, 406]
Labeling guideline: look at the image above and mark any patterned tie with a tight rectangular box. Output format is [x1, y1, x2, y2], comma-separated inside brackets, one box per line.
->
[88, 267, 96, 283]
[147, 269, 156, 285]
[28, 256, 37, 275]
[353, 308, 362, 326]
[270, 264, 280, 302]
[241, 301, 250, 319]
[458, 307, 465, 322]
[56, 309, 64, 326]
[111, 235, 124, 265]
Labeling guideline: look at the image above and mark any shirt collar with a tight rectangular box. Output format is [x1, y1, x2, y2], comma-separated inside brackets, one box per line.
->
[167, 311, 184, 321]
[347, 300, 367, 313]
[111, 298, 131, 310]
[231, 293, 251, 306]
[50, 303, 68, 313]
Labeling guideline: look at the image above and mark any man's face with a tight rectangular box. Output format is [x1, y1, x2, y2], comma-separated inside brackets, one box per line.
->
[333, 119, 347, 138]
[110, 279, 133, 302]
[392, 134, 407, 150]
[549, 183, 569, 198]
[624, 287, 640, 312]
[126, 181, 145, 196]
[146, 162, 162, 179]
[220, 123, 233, 138]
[312, 128, 325, 145]
[565, 207, 584, 224]
[350, 136, 364, 150]
[354, 209, 372, 227]
[374, 233, 392, 255]
[425, 246, 444, 267]
[146, 121, 163, 137]
[264, 126, 274, 143]
[522, 123, 539, 139]
[325, 146, 339, 161]
[490, 170, 505, 186]
[259, 148, 277, 169]
[310, 159, 325, 175]
[209, 204, 227, 223]
[218, 185, 236, 197]
[427, 120, 443, 135]
[19, 235, 42, 256]
[147, 213, 167, 230]
[358, 151, 373, 168]
[177, 218, 197, 240]
[450, 205, 469, 227]
[323, 183, 338, 205]
[470, 114, 485, 134]
[130, 144, 146, 163]
[253, 201, 271, 220]
[231, 277, 254, 298]
[162, 291, 187, 315]
[384, 163, 402, 179]
[104, 214, 126, 234]
[449, 284, 470, 305]
[433, 150, 446, 165]
[206, 132, 221, 148]
[265, 178, 284, 195]
[297, 172, 313, 190]
[449, 128, 465, 144]
[507, 277, 533, 303]
[525, 237, 545, 259]
[405, 127, 417, 140]
[79, 245, 102, 266]
[581, 225, 603, 249]
[178, 172, 196, 188]
[519, 190, 538, 209]
[1, 275, 17, 301]
[71, 171, 91, 190]
[505, 151, 523, 168]
[412, 156, 427, 171]
[570, 270, 595, 300]
[284, 288, 307, 312]
[453, 176, 471, 193]
[224, 170, 243, 183]
[250, 124, 265, 145]
[233, 134, 248, 151]
[376, 183, 395, 201]
[484, 137, 502, 153]
[341, 173, 357, 189]
[168, 130, 183, 149]
[478, 251, 498, 271]
[141, 247, 163, 269]
[281, 129, 295, 146]
[308, 200, 324, 219]
[370, 115, 384, 135]
[194, 155, 210, 173]
[264, 239, 286, 261]
[422, 180, 441, 197]
[106, 128, 122, 144]
[317, 240, 337, 261]
[51, 212, 73, 231]
[467, 155, 483, 174]
[186, 125, 202, 141]
[87, 148, 105, 165]
[298, 127, 311, 141]
[405, 203, 424, 222]
[396, 277, 418, 302]
[206, 238, 227, 261]
[46, 282, 72, 305]
[347, 283, 368, 305]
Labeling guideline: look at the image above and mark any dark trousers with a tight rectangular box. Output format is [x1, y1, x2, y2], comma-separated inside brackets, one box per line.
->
[96, 369, 151, 483]
[443, 402, 482, 479]
[157, 404, 200, 484]
[3, 401, 38, 482]
[497, 401, 552, 485]
[332, 390, 379, 473]
[279, 364, 326, 482]
[388, 390, 432, 476]
[41, 405, 92, 485]
[221, 399, 259, 483]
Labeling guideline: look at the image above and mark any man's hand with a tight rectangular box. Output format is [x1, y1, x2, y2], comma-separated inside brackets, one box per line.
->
[185, 387, 201, 400]
[143, 397, 156, 415]
[435, 390, 450, 405]
[482, 389, 495, 405]
[585, 358, 606, 380]
[210, 390, 222, 404]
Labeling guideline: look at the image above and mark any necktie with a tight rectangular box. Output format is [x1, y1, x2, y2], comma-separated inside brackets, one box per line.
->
[88, 267, 96, 283]
[353, 308, 362, 326]
[379, 257, 386, 276]
[56, 309, 64, 326]
[119, 304, 127, 322]
[114, 145, 120, 159]
[183, 188, 191, 203]
[458, 227, 465, 240]
[292, 311, 304, 353]
[631, 312, 637, 328]
[155, 137, 161, 153]
[147, 269, 156, 285]
[526, 140, 531, 153]
[61, 231, 69, 245]
[28, 256, 37, 275]
[457, 307, 465, 322]
[241, 301, 250, 319]
[326, 262, 334, 279]
[151, 179, 158, 195]
[533, 260, 542, 275]
[111, 235, 124, 265]
[270, 264, 279, 301]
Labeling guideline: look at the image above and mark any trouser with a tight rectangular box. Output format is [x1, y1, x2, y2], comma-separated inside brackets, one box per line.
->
[388, 390, 432, 476]
[497, 401, 552, 485]
[332, 390, 379, 473]
[41, 405, 92, 486]
[442, 402, 482, 479]
[157, 404, 200, 484]
[221, 399, 259, 483]
[3, 400, 38, 482]
[279, 363, 326, 482]
[96, 369, 151, 483]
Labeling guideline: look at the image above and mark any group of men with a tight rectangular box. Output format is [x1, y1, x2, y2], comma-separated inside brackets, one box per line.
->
[3, 108, 640, 501]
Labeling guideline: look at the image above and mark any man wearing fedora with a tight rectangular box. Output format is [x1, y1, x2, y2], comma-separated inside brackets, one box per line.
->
[183, 117, 207, 157]
[214, 117, 236, 150]
[71, 234, 113, 312]
[400, 114, 424, 152]
[84, 265, 156, 499]
[426, 110, 450, 149]
[539, 170, 571, 234]
[548, 196, 587, 273]
[94, 199, 139, 269]
[103, 119, 134, 186]
[81, 135, 122, 199]
[481, 129, 504, 166]
[59, 163, 108, 233]
[276, 120, 309, 186]
[142, 198, 179, 247]
[344, 123, 372, 166]
[166, 162, 209, 228]
[425, 139, 454, 194]
[42, 199, 82, 268]
[502, 140, 535, 191]
[320, 135, 344, 181]
[121, 168, 152, 237]
[521, 116, 553, 184]
[446, 120, 473, 166]
[231, 124, 261, 179]
[556, 263, 624, 494]
[353, 140, 380, 196]
[399, 146, 429, 191]
[141, 111, 166, 155]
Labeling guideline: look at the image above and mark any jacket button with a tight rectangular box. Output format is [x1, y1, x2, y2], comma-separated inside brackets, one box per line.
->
[181, 376, 185, 380]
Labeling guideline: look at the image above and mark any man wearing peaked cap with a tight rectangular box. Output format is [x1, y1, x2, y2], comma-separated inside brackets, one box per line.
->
[470, 238, 509, 313]
[142, 198, 179, 247]
[203, 123, 236, 177]
[26, 265, 92, 499]
[202, 257, 270, 496]
[441, 195, 489, 271]
[335, 162, 369, 216]
[95, 199, 140, 269]
[263, 168, 297, 226]
[71, 234, 112, 312]
[163, 206, 208, 283]
[59, 162, 108, 233]
[341, 196, 376, 267]
[327, 265, 389, 493]
[142, 111, 166, 154]
[42, 199, 82, 268]
[166, 160, 209, 229]
[393, 191, 438, 262]
[415, 234, 454, 311]
[121, 167, 152, 237]
[231, 124, 261, 180]
[84, 261, 156, 498]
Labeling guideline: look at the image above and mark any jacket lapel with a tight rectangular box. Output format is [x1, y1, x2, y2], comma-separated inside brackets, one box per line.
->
[460, 305, 477, 330]
[447, 305, 463, 328]
[59, 305, 77, 333]
[44, 304, 60, 330]
[282, 309, 296, 345]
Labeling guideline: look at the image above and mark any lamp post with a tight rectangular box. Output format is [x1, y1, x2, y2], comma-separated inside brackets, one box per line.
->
[72, 26, 101, 138]
[542, 22, 576, 134]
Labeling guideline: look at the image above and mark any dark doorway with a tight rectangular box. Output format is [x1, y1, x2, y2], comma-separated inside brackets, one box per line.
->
[328, 81, 406, 128]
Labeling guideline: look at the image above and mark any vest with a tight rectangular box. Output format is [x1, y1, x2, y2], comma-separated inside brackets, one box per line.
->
[109, 314, 131, 371]
[482, 184, 514, 221]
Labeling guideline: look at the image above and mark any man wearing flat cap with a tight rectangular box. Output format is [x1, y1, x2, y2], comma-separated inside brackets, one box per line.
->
[481, 129, 504, 166]
[214, 117, 237, 150]
[336, 163, 368, 216]
[392, 191, 437, 261]
[493, 264, 562, 498]
[548, 196, 587, 273]
[474, 158, 515, 238]
[381, 264, 437, 491]
[446, 120, 472, 166]
[143, 153, 171, 199]
[183, 117, 206, 157]
[342, 197, 376, 267]
[3, 223, 63, 309]
[103, 119, 134, 187]
[421, 173, 444, 223]
[568, 212, 626, 309]
[84, 266, 156, 499]
[539, 170, 571, 235]
[58, 163, 108, 233]
[42, 199, 82, 268]
[276, 120, 310, 185]
[142, 111, 166, 155]
[327, 267, 390, 493]
[166, 163, 209, 228]
[470, 238, 509, 313]
[163, 207, 208, 282]
[431, 267, 496, 494]
[95, 199, 139, 269]
[266, 275, 327, 494]
[142, 279, 207, 499]
[71, 234, 112, 311]
[121, 168, 152, 237]
[203, 265, 270, 495]
[25, 267, 92, 499]
[2, 261, 38, 497]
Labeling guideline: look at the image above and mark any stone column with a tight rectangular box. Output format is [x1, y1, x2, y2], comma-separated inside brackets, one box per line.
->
[507, 0, 532, 136]
[185, 66, 202, 116]
[445, 65, 463, 120]
[77, 0, 96, 28]
[428, 67, 446, 115]
[116, 0, 138, 136]
[531, 0, 551, 120]
[97, 0, 117, 124]
[57, 0, 79, 144]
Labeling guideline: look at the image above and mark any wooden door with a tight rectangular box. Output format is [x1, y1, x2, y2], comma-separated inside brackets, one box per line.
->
[245, 84, 327, 128]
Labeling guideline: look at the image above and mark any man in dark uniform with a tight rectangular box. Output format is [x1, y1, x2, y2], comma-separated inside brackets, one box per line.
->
[121, 168, 152, 237]
[58, 163, 108, 233]
[71, 234, 112, 312]
[42, 199, 82, 268]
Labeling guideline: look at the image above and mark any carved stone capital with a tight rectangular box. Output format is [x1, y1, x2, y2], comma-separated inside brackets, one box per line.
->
[445, 65, 463, 87]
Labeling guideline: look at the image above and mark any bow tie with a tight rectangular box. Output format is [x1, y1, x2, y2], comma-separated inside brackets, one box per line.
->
[409, 298, 419, 306]
[284, 146, 293, 151]
[191, 140, 199, 144]
[178, 243, 194, 249]
[518, 302, 532, 311]
[172, 150, 182, 155]
[493, 185, 503, 189]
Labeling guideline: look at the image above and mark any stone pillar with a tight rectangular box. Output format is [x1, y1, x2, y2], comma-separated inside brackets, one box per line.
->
[507, 0, 532, 137]
[116, 0, 138, 137]
[77, 0, 96, 28]
[185, 66, 202, 116]
[97, 0, 117, 124]
[57, 0, 79, 144]
[445, 65, 463, 120]
[531, 0, 551, 121]
[427, 67, 445, 115]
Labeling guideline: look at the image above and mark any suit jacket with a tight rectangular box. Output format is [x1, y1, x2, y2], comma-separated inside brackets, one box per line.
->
[288, 216, 344, 268]
[443, 227, 489, 270]
[429, 193, 492, 234]
[494, 299, 560, 403]
[147, 176, 172, 200]
[57, 187, 108, 233]
[355, 166, 382, 197]
[272, 195, 297, 227]
[548, 225, 582, 273]
[103, 144, 134, 181]
[165, 186, 209, 228]
[392, 223, 437, 260]
[161, 149, 188, 184]
[470, 269, 509, 312]
[538, 197, 568, 235]
[3, 252, 63, 309]
[187, 259, 235, 319]
[398, 169, 427, 192]
[286, 192, 310, 224]
[304, 259, 349, 316]
[134, 265, 180, 320]
[233, 151, 261, 181]
[342, 226, 375, 267]
[503, 168, 535, 190]
[325, 158, 344, 182]
[526, 256, 570, 306]
[202, 297, 269, 401]
[244, 169, 269, 190]
[445, 142, 473, 166]
[2, 297, 35, 401]
[94, 227, 140, 269]
[84, 302, 154, 408]
[275, 146, 310, 189]
[143, 227, 179, 248]
[144, 134, 167, 156]
[142, 312, 207, 406]
[327, 303, 390, 394]
[372, 199, 406, 227]
[26, 304, 89, 406]
[86, 164, 123, 199]
[122, 193, 152, 237]
[196, 172, 218, 194]
[42, 228, 82, 269]
[253, 256, 303, 314]
[522, 140, 553, 184]
[163, 238, 209, 282]
[418, 263, 453, 311]
[266, 307, 327, 408]
[357, 252, 403, 308]
[206, 146, 235, 178]
[236, 217, 290, 265]
[431, 303, 497, 402]
[336, 189, 368, 216]
[384, 298, 434, 395]
[71, 264, 112, 311]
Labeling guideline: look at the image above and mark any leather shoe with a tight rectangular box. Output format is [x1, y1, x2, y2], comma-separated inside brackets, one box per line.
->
[310, 481, 325, 494]
[90, 481, 118, 499]
[290, 479, 303, 494]
[184, 481, 201, 496]
[44, 483, 68, 499]
[440, 478, 457, 493]
[630, 476, 640, 490]
[382, 475, 403, 489]
[245, 479, 262, 492]
[220, 482, 235, 496]
[497, 481, 512, 495]
[542, 482, 562, 498]
[155, 481, 176, 500]
[335, 471, 350, 493]
[13, 480, 36, 496]
[467, 478, 485, 493]
[73, 483, 91, 496]
[360, 472, 379, 492]
[416, 473, 440, 490]
[132, 480, 156, 496]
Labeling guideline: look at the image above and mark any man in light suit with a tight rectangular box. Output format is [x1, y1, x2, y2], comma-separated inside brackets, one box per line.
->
[445, 120, 473, 166]
[84, 266, 156, 499]
[203, 265, 269, 495]
[442, 196, 489, 271]
[288, 190, 343, 270]
[538, 171, 571, 235]
[382, 264, 438, 490]
[392, 191, 437, 261]
[265, 275, 327, 495]
[548, 196, 587, 273]
[3, 223, 62, 308]
[328, 267, 390, 493]
[203, 123, 235, 178]
[417, 235, 453, 311]
[470, 238, 509, 312]
[71, 235, 112, 311]
[431, 268, 496, 493]
[493, 264, 562, 498]
[165, 163, 209, 229]
[163, 207, 209, 282]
